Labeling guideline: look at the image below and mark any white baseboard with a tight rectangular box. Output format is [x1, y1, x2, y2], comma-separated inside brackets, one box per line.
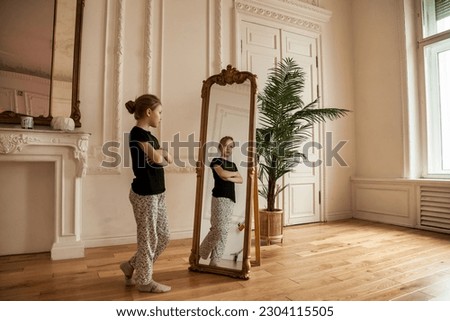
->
[83, 229, 193, 249]
[83, 235, 137, 248]
[325, 211, 352, 221]
[51, 241, 85, 260]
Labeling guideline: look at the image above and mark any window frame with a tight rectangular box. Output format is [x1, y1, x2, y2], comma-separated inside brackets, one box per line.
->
[417, 0, 450, 178]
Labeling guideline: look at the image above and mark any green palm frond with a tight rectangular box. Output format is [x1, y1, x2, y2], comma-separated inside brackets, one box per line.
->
[256, 57, 350, 211]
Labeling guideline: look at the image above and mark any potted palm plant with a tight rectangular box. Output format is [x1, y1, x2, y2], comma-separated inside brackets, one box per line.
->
[256, 57, 349, 244]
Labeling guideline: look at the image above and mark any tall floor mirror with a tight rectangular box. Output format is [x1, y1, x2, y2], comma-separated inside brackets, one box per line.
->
[189, 65, 257, 279]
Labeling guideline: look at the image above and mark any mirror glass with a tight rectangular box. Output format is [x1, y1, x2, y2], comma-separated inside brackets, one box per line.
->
[189, 65, 257, 279]
[0, 0, 83, 127]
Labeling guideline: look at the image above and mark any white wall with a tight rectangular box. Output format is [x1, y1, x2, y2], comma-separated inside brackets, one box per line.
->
[349, 0, 417, 227]
[321, 0, 417, 224]
[348, 0, 450, 233]
[352, 0, 406, 178]
[321, 0, 356, 220]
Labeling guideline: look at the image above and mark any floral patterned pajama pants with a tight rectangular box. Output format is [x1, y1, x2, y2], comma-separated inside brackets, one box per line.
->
[199, 196, 234, 260]
[128, 189, 170, 286]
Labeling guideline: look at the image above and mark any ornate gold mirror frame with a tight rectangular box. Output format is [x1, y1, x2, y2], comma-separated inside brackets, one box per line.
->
[0, 0, 84, 127]
[189, 65, 258, 279]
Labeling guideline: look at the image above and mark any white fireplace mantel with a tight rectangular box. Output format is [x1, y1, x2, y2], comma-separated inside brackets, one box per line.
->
[0, 127, 90, 260]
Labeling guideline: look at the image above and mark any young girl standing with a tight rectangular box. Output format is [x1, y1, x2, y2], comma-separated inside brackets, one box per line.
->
[120, 94, 173, 293]
[199, 136, 243, 266]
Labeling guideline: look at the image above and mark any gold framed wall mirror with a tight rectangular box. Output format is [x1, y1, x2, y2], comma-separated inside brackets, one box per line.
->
[0, 0, 84, 127]
[189, 65, 258, 279]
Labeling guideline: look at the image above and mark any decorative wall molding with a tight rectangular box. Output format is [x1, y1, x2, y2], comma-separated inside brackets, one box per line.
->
[235, 2, 318, 31]
[144, 0, 153, 92]
[114, 0, 124, 147]
[217, 0, 223, 71]
[352, 178, 415, 228]
[87, 0, 124, 175]
[355, 186, 411, 218]
[235, 0, 331, 32]
[351, 177, 450, 234]
[283, 0, 320, 9]
[207, 0, 222, 75]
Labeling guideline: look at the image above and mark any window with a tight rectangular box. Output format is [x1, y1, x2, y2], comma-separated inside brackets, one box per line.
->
[422, 0, 450, 37]
[419, 0, 450, 176]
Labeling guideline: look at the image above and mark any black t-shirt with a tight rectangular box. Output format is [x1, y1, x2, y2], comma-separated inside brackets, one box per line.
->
[210, 157, 238, 203]
[129, 126, 165, 195]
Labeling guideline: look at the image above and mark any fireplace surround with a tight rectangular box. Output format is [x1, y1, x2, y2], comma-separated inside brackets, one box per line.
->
[0, 127, 90, 260]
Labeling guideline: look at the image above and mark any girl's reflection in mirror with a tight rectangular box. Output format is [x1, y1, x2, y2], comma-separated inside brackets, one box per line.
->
[199, 136, 243, 266]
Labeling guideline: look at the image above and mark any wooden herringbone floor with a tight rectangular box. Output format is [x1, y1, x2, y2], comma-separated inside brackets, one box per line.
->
[1, 219, 450, 301]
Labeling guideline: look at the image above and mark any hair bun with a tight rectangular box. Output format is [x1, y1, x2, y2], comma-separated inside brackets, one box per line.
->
[125, 100, 136, 114]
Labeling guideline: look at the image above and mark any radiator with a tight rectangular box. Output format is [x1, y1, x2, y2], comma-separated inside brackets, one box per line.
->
[420, 185, 450, 232]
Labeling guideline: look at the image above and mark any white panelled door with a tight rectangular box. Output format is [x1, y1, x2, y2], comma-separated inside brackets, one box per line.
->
[241, 21, 322, 225]
[240, 21, 281, 214]
[240, 21, 281, 87]
[281, 30, 321, 225]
